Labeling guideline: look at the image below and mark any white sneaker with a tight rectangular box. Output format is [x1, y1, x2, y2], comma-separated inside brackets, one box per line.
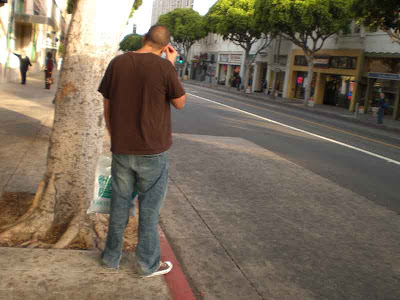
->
[143, 261, 173, 278]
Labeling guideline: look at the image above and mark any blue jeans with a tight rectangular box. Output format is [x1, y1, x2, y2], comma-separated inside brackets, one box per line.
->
[101, 152, 168, 275]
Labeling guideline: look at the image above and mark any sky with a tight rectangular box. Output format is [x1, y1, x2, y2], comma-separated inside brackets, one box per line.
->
[123, 0, 217, 36]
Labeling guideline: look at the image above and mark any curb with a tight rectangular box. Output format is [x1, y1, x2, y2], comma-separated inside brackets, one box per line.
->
[159, 226, 196, 300]
[183, 81, 400, 136]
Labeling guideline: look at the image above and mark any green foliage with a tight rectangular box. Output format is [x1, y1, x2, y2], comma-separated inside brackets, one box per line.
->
[254, 0, 351, 55]
[67, 0, 76, 14]
[350, 0, 400, 43]
[129, 0, 143, 18]
[58, 42, 65, 57]
[157, 8, 207, 53]
[119, 33, 143, 52]
[206, 0, 273, 90]
[206, 0, 270, 49]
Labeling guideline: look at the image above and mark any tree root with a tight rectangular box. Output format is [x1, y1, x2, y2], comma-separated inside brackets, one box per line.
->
[20, 240, 52, 249]
[0, 208, 54, 246]
[53, 213, 84, 249]
[0, 173, 119, 250]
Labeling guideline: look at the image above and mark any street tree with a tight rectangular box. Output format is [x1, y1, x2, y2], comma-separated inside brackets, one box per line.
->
[255, 0, 351, 104]
[120, 33, 143, 52]
[350, 0, 400, 45]
[158, 8, 207, 78]
[0, 0, 141, 248]
[207, 0, 273, 91]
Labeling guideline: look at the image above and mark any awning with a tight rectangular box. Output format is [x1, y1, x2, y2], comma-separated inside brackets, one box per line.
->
[368, 72, 400, 81]
[365, 52, 400, 58]
[14, 13, 57, 31]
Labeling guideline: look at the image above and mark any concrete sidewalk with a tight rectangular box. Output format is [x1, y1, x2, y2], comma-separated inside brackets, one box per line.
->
[184, 80, 400, 134]
[163, 133, 400, 299]
[0, 72, 190, 300]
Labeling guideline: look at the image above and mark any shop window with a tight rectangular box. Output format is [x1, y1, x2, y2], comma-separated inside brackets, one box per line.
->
[294, 55, 308, 66]
[323, 75, 355, 108]
[329, 56, 357, 70]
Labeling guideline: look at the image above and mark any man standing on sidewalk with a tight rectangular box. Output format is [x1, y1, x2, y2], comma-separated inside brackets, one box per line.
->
[377, 92, 388, 124]
[13, 51, 32, 85]
[98, 25, 186, 277]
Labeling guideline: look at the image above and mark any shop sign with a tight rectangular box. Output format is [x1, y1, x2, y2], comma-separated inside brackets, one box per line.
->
[368, 72, 400, 81]
[230, 54, 242, 62]
[313, 56, 330, 68]
[220, 54, 229, 62]
[200, 53, 208, 60]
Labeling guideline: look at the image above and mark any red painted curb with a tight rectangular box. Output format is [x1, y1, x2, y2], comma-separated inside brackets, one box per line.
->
[159, 226, 196, 300]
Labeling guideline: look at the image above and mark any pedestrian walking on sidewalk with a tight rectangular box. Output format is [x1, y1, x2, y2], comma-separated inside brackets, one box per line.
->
[44, 52, 54, 89]
[377, 93, 388, 124]
[98, 25, 186, 278]
[236, 75, 241, 91]
[12, 51, 32, 85]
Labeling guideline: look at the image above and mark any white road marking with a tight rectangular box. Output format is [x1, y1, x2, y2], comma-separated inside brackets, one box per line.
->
[188, 93, 400, 167]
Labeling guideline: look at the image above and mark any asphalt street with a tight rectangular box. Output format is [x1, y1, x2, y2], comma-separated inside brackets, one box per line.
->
[175, 83, 400, 213]
[160, 83, 400, 300]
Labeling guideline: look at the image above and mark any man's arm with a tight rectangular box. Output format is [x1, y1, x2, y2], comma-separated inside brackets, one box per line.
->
[103, 98, 111, 135]
[164, 45, 186, 110]
[170, 94, 186, 110]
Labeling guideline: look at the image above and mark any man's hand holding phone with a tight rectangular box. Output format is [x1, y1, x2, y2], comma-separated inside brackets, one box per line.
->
[164, 45, 178, 67]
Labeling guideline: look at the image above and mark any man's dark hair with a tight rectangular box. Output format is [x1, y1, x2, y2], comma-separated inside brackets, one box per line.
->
[144, 25, 171, 49]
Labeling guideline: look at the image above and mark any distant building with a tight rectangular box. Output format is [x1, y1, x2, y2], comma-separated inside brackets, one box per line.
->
[189, 25, 400, 120]
[151, 0, 195, 25]
[0, 0, 69, 83]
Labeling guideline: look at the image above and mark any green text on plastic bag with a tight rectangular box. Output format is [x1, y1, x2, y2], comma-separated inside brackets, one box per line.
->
[98, 175, 112, 199]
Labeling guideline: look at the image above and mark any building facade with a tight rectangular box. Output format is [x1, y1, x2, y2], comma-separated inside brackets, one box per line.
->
[189, 24, 400, 120]
[286, 25, 400, 119]
[0, 0, 67, 83]
[188, 33, 290, 93]
[151, 0, 194, 25]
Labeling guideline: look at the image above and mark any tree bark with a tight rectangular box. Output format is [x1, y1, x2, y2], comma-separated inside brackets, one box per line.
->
[270, 66, 277, 99]
[304, 55, 314, 105]
[0, 0, 134, 247]
[182, 61, 187, 79]
[242, 51, 250, 93]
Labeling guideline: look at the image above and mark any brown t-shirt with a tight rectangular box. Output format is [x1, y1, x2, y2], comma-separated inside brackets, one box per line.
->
[98, 52, 185, 155]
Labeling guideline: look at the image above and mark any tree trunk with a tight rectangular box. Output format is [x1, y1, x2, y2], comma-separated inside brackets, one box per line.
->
[242, 51, 250, 93]
[270, 67, 277, 99]
[0, 0, 134, 248]
[304, 54, 314, 105]
[182, 61, 187, 80]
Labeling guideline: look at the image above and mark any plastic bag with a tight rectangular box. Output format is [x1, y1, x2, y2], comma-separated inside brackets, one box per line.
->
[87, 154, 137, 216]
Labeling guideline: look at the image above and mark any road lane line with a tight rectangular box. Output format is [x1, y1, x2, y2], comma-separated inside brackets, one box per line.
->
[188, 87, 400, 150]
[188, 93, 400, 167]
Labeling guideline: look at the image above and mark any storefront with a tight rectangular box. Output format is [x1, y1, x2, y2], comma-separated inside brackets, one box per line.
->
[361, 55, 400, 120]
[252, 62, 268, 92]
[269, 69, 287, 97]
[287, 49, 363, 111]
[190, 52, 217, 83]
[217, 53, 242, 86]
